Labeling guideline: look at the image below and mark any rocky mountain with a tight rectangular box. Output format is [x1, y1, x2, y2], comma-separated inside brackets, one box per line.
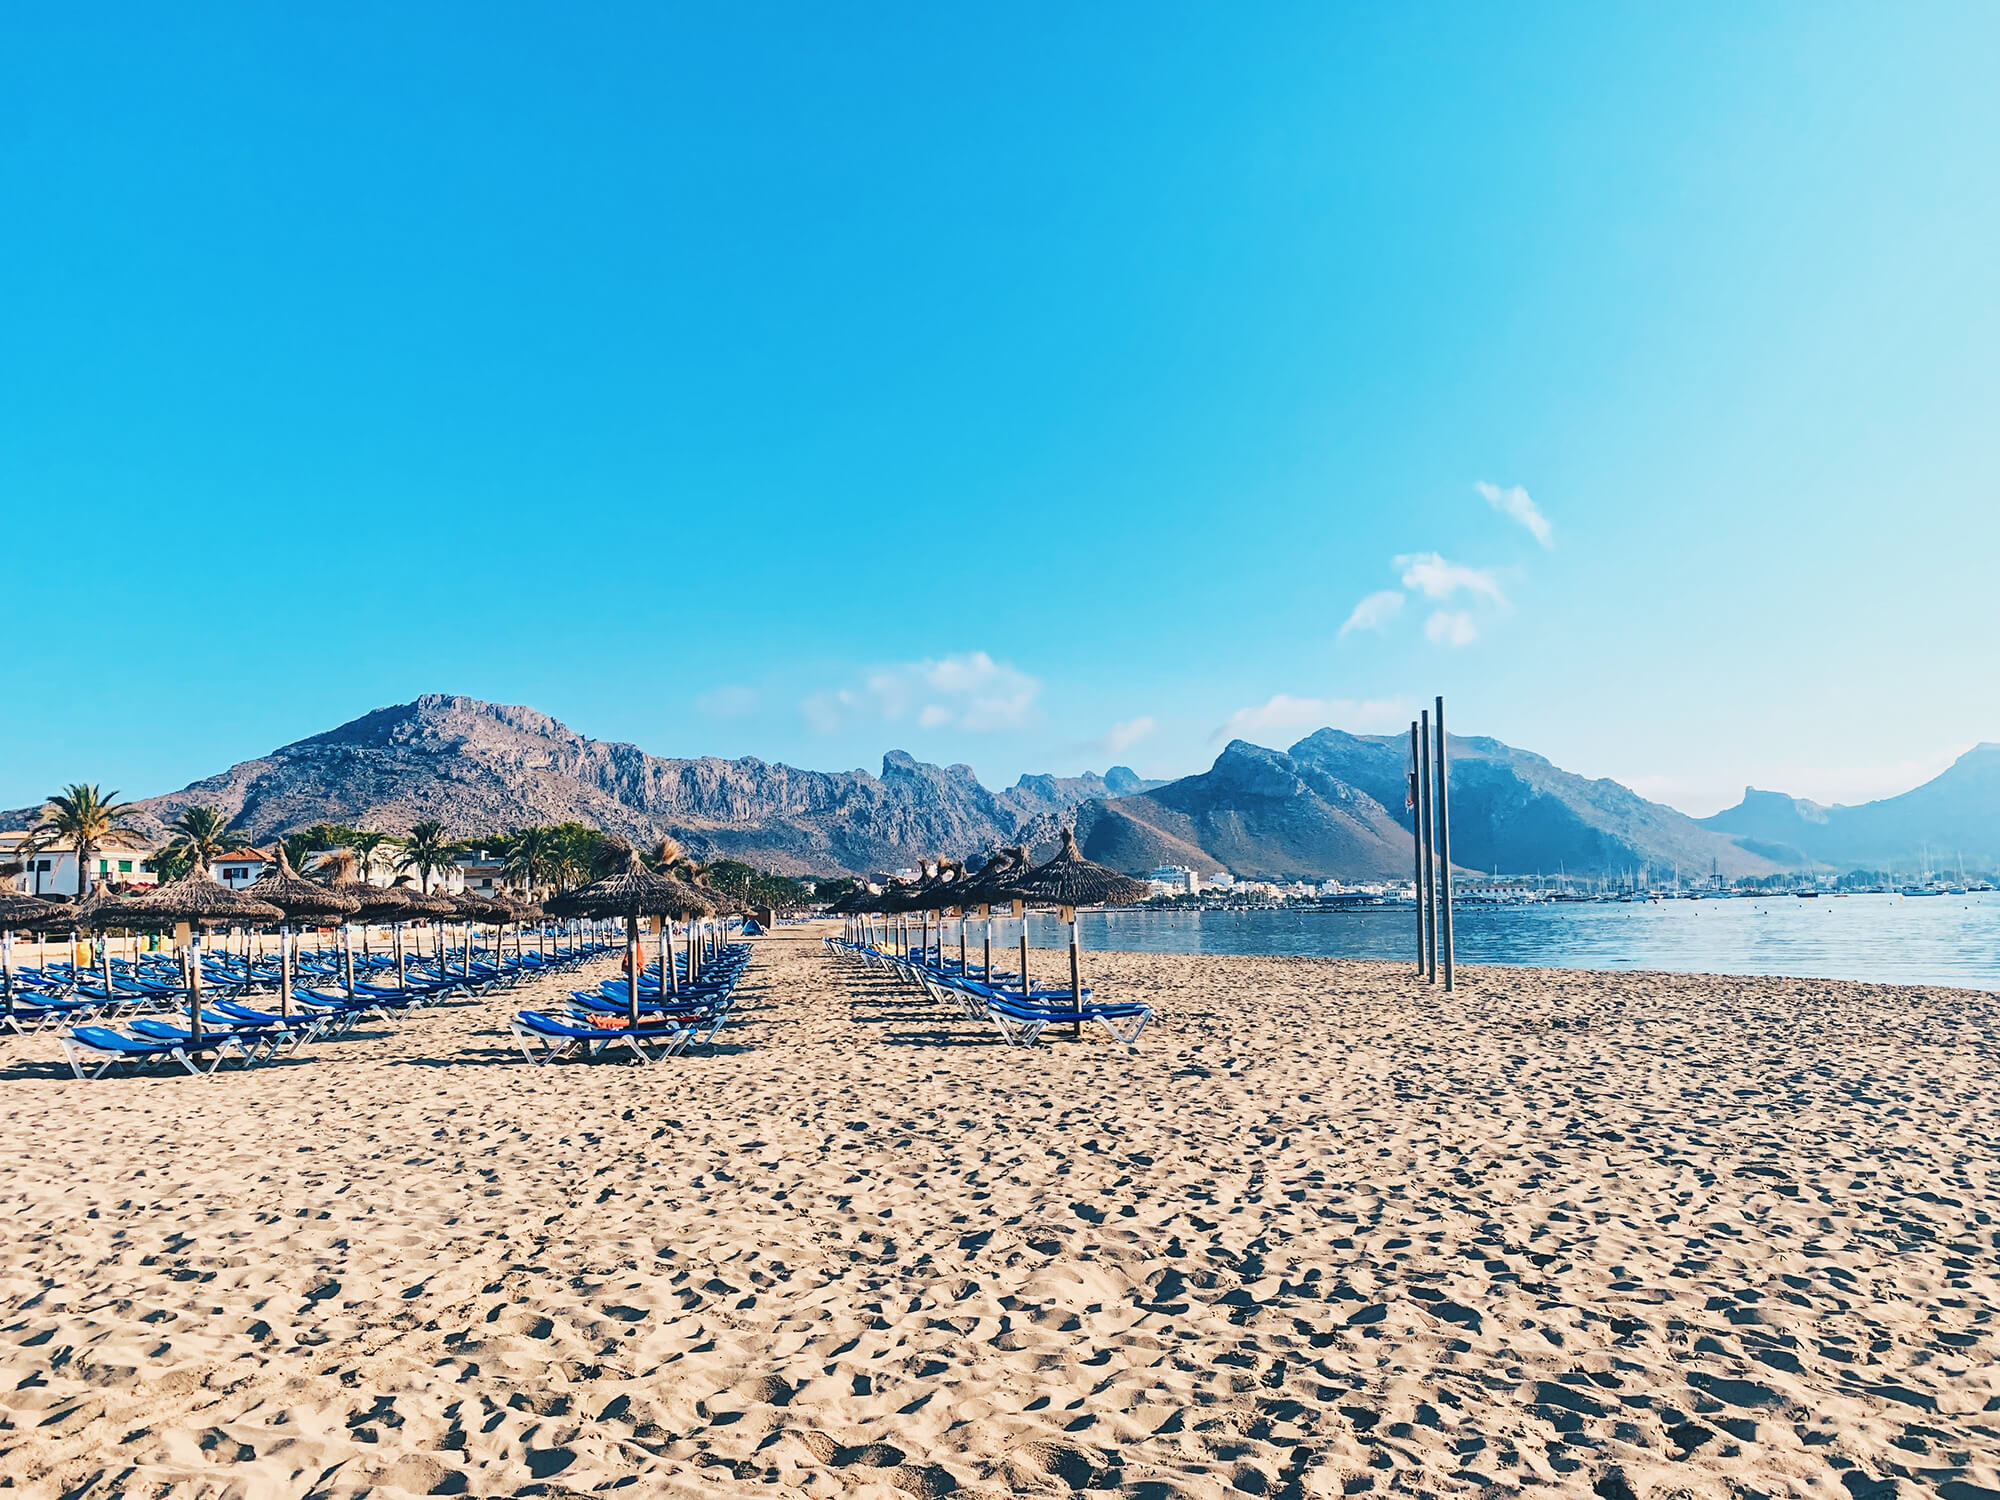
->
[12, 696, 1127, 876]
[1069, 729, 1781, 882]
[1699, 744, 2000, 870]
[1072, 741, 1413, 881]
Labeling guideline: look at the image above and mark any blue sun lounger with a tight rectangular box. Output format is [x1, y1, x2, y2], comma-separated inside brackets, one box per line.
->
[128, 1016, 294, 1064]
[509, 1010, 694, 1066]
[982, 991, 1153, 1047]
[59, 1025, 232, 1079]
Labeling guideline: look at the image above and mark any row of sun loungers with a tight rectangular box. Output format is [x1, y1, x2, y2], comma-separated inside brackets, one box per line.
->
[822, 936, 1153, 1046]
[509, 944, 752, 1066]
[22, 935, 618, 1078]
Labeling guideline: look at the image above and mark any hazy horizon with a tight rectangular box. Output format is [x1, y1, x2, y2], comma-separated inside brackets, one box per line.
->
[1, 688, 1987, 825]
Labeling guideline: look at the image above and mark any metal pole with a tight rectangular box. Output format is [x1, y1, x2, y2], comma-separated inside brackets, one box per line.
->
[1419, 709, 1437, 983]
[1435, 696, 1455, 992]
[1416, 724, 1432, 980]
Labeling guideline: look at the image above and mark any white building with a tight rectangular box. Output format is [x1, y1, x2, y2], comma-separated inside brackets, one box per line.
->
[213, 848, 271, 888]
[1147, 865, 1202, 895]
[2, 831, 159, 895]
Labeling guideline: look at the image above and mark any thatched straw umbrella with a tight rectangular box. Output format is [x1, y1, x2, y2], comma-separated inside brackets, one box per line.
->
[372, 877, 455, 989]
[73, 887, 142, 1003]
[311, 848, 382, 995]
[110, 862, 282, 1042]
[246, 847, 361, 1016]
[0, 893, 75, 1021]
[443, 888, 512, 976]
[1006, 828, 1148, 1035]
[14, 895, 81, 996]
[907, 859, 967, 971]
[955, 847, 1029, 986]
[550, 849, 710, 1024]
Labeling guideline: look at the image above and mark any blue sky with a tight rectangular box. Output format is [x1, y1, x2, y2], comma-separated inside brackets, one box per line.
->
[5, 4, 1998, 818]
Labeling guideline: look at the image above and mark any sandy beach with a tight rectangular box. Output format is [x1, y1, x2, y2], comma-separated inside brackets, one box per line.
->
[2, 923, 1996, 1498]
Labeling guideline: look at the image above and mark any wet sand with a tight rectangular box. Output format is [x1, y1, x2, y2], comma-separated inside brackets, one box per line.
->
[2, 923, 1997, 1497]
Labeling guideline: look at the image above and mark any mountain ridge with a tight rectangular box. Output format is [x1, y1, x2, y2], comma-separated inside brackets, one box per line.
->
[1, 695, 1130, 876]
[1699, 743, 2000, 869]
[6, 695, 1985, 879]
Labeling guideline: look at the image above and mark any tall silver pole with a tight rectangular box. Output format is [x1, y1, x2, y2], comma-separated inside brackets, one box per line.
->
[1419, 709, 1436, 984]
[1409, 721, 1426, 975]
[1435, 696, 1455, 992]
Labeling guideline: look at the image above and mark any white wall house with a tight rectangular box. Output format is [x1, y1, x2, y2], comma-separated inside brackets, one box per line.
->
[213, 849, 271, 887]
[2, 832, 159, 895]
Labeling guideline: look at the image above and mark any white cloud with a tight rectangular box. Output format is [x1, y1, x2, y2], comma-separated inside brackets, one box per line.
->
[1211, 694, 1410, 745]
[1338, 589, 1405, 638]
[1476, 480, 1554, 548]
[1100, 716, 1156, 755]
[802, 651, 1043, 735]
[1396, 552, 1506, 604]
[1424, 610, 1479, 647]
[695, 685, 758, 719]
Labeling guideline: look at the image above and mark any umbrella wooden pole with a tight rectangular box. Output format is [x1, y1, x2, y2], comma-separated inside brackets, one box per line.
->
[279, 922, 293, 1019]
[626, 912, 640, 1025]
[187, 928, 204, 1043]
[342, 924, 356, 997]
[980, 905, 991, 983]
[1065, 905, 1082, 1039]
[2, 927, 12, 1020]
[395, 921, 406, 991]
[958, 909, 966, 975]
[1015, 899, 1029, 1001]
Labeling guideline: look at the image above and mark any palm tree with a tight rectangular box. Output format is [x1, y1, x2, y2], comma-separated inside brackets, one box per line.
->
[543, 823, 618, 892]
[396, 820, 459, 894]
[500, 825, 560, 898]
[280, 831, 321, 872]
[347, 830, 391, 885]
[157, 805, 241, 874]
[300, 822, 353, 853]
[29, 784, 138, 898]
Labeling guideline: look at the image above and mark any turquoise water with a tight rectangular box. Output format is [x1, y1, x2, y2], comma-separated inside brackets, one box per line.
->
[1010, 890, 2000, 990]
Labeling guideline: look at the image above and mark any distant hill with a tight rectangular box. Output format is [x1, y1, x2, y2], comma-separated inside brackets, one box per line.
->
[1070, 729, 1780, 882]
[1074, 741, 1412, 881]
[1700, 744, 2000, 870]
[13, 692, 1974, 883]
[0, 695, 1128, 876]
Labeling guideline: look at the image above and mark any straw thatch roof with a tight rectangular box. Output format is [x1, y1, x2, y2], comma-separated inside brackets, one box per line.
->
[312, 848, 382, 917]
[0, 892, 76, 930]
[1006, 828, 1149, 909]
[378, 878, 456, 920]
[110, 862, 284, 928]
[548, 850, 713, 920]
[954, 846, 1030, 908]
[444, 889, 514, 924]
[75, 889, 143, 931]
[247, 846, 363, 923]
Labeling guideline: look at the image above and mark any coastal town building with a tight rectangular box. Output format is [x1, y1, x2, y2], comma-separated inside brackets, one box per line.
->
[214, 849, 271, 887]
[1, 830, 159, 894]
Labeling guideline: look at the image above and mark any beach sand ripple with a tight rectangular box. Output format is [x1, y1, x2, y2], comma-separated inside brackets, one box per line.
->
[2, 927, 1997, 1497]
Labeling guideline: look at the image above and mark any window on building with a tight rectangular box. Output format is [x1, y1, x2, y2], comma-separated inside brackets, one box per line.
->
[118, 860, 132, 873]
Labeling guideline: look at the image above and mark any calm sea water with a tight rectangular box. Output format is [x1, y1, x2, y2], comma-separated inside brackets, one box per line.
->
[1015, 891, 2000, 991]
